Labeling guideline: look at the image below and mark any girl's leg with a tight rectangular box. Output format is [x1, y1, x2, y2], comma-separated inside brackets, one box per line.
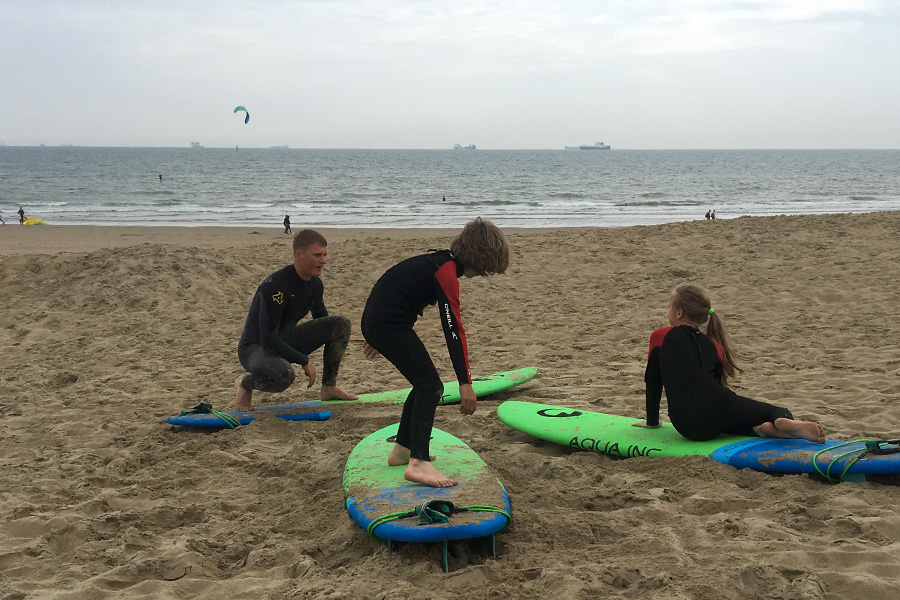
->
[721, 393, 826, 443]
[755, 419, 826, 443]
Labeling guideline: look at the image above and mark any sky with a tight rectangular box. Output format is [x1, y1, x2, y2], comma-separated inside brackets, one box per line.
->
[3, 0, 899, 149]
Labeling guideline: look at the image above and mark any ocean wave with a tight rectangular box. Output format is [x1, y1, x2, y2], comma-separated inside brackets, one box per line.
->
[6, 147, 900, 228]
[615, 199, 700, 207]
[548, 192, 586, 199]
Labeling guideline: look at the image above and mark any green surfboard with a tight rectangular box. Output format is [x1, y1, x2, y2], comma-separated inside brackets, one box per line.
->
[343, 424, 511, 570]
[346, 366, 538, 406]
[256, 365, 536, 409]
[167, 367, 537, 428]
[497, 400, 900, 481]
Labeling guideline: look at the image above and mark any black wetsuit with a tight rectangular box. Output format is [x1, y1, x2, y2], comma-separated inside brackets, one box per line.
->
[644, 325, 792, 441]
[361, 250, 471, 460]
[237, 264, 350, 392]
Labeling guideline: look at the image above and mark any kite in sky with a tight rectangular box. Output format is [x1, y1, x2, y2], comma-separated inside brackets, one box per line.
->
[234, 106, 249, 124]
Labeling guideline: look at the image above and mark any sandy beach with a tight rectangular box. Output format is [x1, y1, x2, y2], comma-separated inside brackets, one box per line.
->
[2, 212, 900, 599]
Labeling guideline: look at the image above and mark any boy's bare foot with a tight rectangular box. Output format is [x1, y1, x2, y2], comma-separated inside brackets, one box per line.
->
[756, 419, 826, 443]
[404, 458, 458, 488]
[387, 443, 434, 466]
[320, 385, 358, 401]
[235, 376, 253, 412]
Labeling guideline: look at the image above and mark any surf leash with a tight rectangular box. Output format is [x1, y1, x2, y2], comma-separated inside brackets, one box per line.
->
[177, 402, 241, 429]
[211, 410, 242, 429]
[365, 500, 511, 544]
[811, 438, 899, 483]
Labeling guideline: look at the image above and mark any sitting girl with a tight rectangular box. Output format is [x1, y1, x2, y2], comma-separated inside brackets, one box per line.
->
[634, 283, 825, 443]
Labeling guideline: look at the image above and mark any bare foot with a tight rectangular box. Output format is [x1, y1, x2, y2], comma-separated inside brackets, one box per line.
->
[756, 419, 826, 443]
[235, 376, 253, 412]
[387, 443, 435, 466]
[320, 385, 358, 401]
[404, 458, 458, 488]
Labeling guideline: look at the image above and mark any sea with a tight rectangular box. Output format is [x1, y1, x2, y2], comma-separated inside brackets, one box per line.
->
[1, 146, 899, 228]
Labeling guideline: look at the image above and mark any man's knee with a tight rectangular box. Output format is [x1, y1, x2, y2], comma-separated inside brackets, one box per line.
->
[274, 365, 296, 391]
[255, 364, 295, 393]
[332, 315, 351, 340]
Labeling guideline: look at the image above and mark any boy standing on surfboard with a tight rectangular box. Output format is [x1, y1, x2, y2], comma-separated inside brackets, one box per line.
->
[360, 217, 510, 487]
[234, 229, 358, 411]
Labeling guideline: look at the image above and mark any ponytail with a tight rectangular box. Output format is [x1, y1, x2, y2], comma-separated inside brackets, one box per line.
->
[671, 284, 744, 386]
[704, 310, 743, 386]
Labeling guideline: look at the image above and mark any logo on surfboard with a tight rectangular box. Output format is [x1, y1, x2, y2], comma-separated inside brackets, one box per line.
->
[537, 408, 583, 418]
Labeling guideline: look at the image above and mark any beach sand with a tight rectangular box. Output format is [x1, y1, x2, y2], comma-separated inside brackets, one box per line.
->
[2, 212, 899, 599]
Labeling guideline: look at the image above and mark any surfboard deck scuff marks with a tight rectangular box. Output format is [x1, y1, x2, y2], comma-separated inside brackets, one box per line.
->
[343, 424, 511, 549]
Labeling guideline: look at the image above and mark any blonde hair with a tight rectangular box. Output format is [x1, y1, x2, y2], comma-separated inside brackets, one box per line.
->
[671, 283, 743, 385]
[449, 217, 510, 275]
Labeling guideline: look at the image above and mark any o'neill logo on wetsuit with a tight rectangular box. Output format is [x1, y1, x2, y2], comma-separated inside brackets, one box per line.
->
[443, 303, 458, 339]
[272, 291, 285, 305]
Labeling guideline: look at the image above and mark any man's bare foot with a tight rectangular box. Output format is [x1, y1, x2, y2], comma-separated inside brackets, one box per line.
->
[404, 458, 458, 488]
[387, 443, 435, 466]
[756, 419, 826, 443]
[320, 385, 357, 401]
[235, 376, 253, 412]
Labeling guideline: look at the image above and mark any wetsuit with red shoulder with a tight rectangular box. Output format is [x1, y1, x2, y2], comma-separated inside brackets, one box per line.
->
[361, 250, 471, 460]
[644, 325, 792, 441]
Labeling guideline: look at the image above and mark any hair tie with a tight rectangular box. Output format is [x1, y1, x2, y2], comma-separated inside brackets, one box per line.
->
[708, 308, 714, 315]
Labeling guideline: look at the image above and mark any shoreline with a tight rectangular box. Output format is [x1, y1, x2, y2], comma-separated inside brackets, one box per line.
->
[0, 223, 602, 255]
[1, 211, 890, 256]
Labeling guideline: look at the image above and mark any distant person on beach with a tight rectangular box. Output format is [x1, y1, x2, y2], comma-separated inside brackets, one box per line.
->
[18, 207, 25, 225]
[705, 210, 711, 220]
[633, 283, 825, 443]
[711, 209, 716, 220]
[360, 217, 510, 487]
[159, 174, 163, 182]
[0, 211, 5, 225]
[283, 215, 292, 235]
[234, 229, 357, 412]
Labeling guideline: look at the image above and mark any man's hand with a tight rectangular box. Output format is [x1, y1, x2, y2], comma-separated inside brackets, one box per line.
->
[362, 342, 380, 359]
[302, 363, 317, 388]
[459, 383, 477, 415]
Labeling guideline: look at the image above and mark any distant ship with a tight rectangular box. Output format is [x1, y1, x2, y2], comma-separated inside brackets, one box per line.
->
[270, 145, 289, 149]
[565, 141, 611, 150]
[453, 143, 476, 150]
[191, 142, 204, 148]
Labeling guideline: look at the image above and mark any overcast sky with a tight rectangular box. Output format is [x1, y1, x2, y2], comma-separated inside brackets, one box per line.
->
[3, 0, 899, 149]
